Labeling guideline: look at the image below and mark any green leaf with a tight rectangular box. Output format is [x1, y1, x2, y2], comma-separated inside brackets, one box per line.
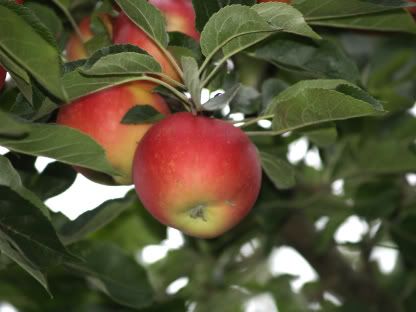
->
[121, 105, 165, 125]
[200, 5, 274, 58]
[252, 2, 321, 40]
[58, 190, 138, 245]
[0, 110, 30, 138]
[26, 2, 63, 39]
[181, 56, 201, 108]
[0, 156, 76, 292]
[0, 112, 119, 178]
[63, 59, 157, 101]
[0, 1, 66, 101]
[265, 80, 384, 134]
[260, 151, 295, 189]
[192, 0, 256, 32]
[302, 124, 338, 147]
[230, 84, 261, 115]
[252, 35, 361, 83]
[81, 52, 162, 76]
[309, 10, 416, 34]
[203, 84, 240, 111]
[296, 0, 397, 19]
[261, 78, 289, 112]
[115, 0, 168, 47]
[67, 242, 154, 309]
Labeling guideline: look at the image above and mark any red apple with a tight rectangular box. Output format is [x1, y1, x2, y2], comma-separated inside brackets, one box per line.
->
[113, 11, 181, 82]
[133, 112, 262, 238]
[149, 0, 199, 40]
[0, 67, 6, 91]
[66, 14, 113, 61]
[15, 0, 24, 3]
[408, 0, 416, 15]
[57, 82, 170, 185]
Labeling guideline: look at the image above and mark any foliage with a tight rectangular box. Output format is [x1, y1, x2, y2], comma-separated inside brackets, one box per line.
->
[0, 0, 415, 311]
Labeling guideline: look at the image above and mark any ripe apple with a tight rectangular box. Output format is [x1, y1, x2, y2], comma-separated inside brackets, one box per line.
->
[133, 112, 262, 238]
[149, 0, 199, 40]
[0, 67, 6, 91]
[56, 82, 170, 185]
[66, 14, 113, 61]
[408, 0, 416, 14]
[113, 12, 181, 82]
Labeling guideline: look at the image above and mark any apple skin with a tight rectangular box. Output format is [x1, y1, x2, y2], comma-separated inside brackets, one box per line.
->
[133, 112, 262, 238]
[149, 0, 199, 40]
[0, 67, 6, 91]
[408, 0, 416, 15]
[66, 15, 113, 61]
[56, 82, 170, 185]
[113, 12, 181, 82]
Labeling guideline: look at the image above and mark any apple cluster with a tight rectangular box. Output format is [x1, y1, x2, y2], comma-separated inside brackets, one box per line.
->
[58, 0, 263, 238]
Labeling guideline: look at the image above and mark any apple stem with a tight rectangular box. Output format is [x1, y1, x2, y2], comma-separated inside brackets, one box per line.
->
[53, 0, 85, 44]
[142, 76, 192, 112]
[236, 114, 275, 128]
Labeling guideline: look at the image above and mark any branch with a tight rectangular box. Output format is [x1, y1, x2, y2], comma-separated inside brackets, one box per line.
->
[280, 212, 400, 311]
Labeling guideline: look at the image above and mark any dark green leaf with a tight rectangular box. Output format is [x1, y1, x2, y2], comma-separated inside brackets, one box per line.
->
[0, 1, 66, 100]
[67, 242, 154, 309]
[192, 0, 255, 32]
[181, 56, 201, 108]
[121, 105, 165, 125]
[0, 112, 119, 178]
[260, 151, 295, 189]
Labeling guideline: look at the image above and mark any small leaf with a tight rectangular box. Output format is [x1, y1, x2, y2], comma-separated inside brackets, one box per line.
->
[115, 0, 168, 47]
[252, 2, 321, 40]
[203, 84, 240, 111]
[121, 105, 165, 124]
[67, 242, 154, 309]
[200, 5, 274, 58]
[260, 151, 295, 189]
[181, 56, 201, 108]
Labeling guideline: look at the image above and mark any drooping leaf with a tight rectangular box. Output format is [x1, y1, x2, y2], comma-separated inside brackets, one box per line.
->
[0, 112, 119, 178]
[67, 242, 154, 309]
[260, 151, 296, 189]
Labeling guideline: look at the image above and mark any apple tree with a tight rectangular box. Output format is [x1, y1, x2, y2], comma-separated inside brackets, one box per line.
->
[0, 0, 416, 311]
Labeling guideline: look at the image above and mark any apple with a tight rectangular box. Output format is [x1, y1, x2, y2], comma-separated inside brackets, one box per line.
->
[0, 67, 6, 91]
[408, 0, 416, 15]
[113, 11, 181, 82]
[56, 82, 170, 185]
[66, 14, 113, 61]
[133, 112, 262, 238]
[149, 0, 199, 40]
